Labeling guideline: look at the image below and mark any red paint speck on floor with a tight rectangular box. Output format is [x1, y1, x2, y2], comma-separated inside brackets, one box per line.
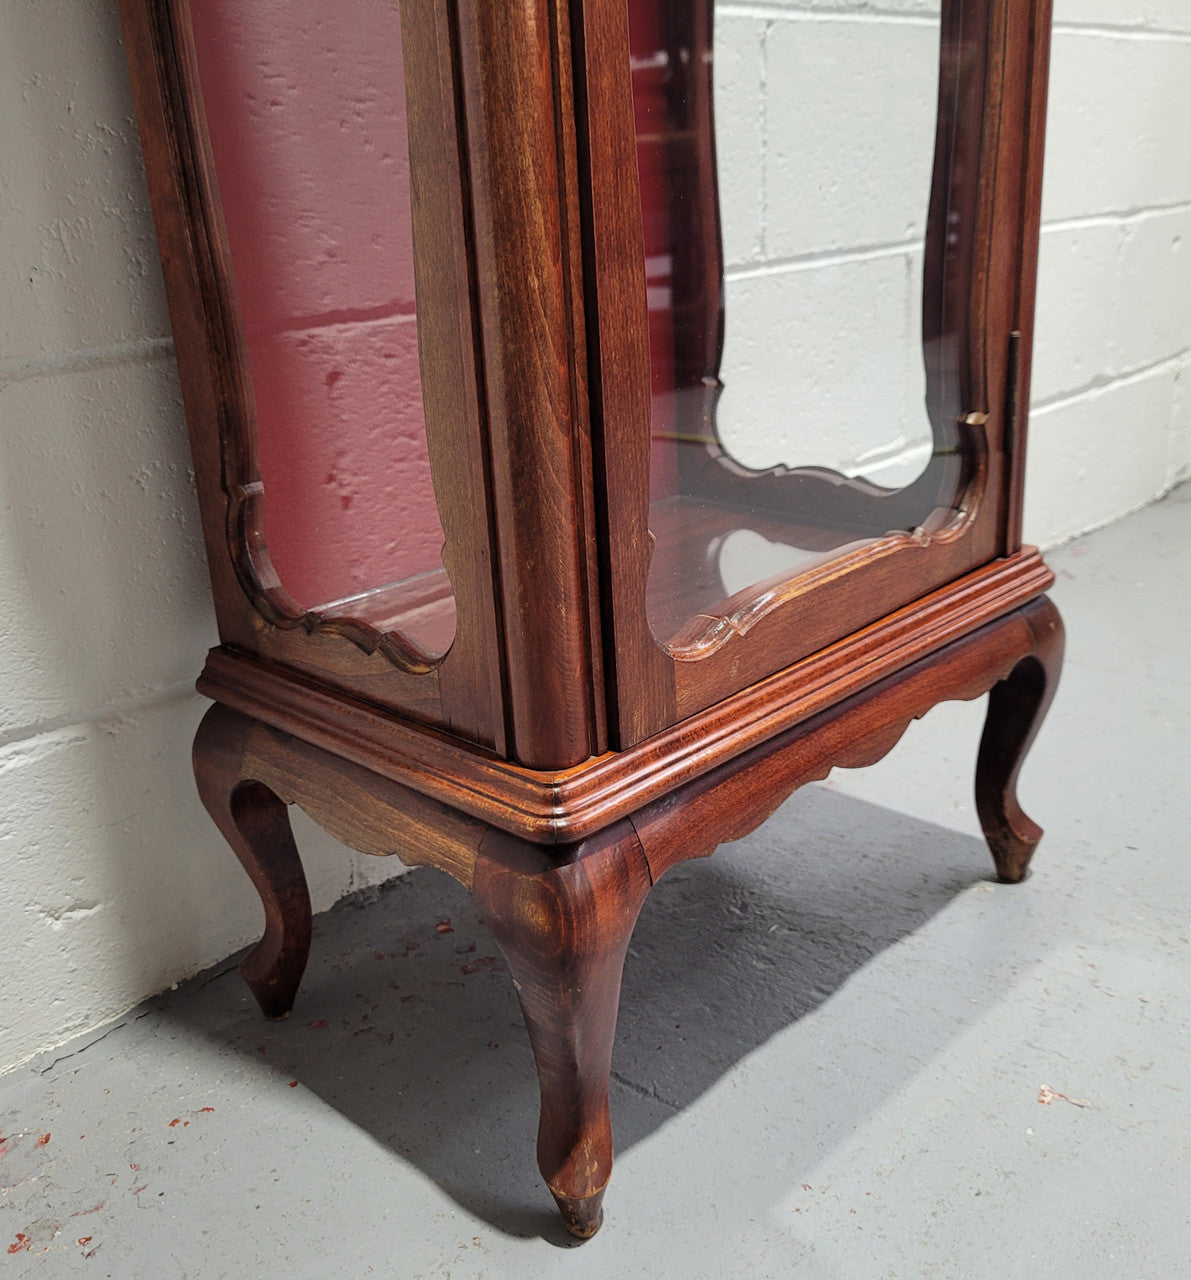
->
[36, 1133, 50, 1147]
[7, 1234, 31, 1254]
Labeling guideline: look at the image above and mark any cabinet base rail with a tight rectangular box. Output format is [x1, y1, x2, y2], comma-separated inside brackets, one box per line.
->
[193, 594, 1063, 1237]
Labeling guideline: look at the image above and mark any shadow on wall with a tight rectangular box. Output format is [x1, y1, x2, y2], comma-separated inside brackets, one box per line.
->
[0, 2, 406, 1072]
[163, 785, 1008, 1243]
[0, 0, 243, 1064]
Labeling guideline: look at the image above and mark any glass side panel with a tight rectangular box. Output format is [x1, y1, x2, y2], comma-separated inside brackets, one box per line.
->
[190, 0, 454, 657]
[631, 0, 968, 650]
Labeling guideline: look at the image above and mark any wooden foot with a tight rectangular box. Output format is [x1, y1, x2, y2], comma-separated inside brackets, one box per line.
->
[975, 596, 1065, 883]
[472, 821, 653, 1239]
[193, 705, 312, 1018]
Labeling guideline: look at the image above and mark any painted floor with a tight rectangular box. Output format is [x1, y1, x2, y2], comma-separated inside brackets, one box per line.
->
[2, 485, 1188, 1279]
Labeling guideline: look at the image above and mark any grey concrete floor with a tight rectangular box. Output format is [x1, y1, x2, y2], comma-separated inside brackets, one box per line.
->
[3, 486, 1189, 1279]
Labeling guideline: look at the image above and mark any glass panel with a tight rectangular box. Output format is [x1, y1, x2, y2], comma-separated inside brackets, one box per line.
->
[631, 0, 969, 650]
[190, 0, 454, 657]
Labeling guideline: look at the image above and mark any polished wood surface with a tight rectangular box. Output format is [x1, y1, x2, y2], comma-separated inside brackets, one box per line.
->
[192, 595, 1062, 1235]
[474, 821, 652, 1237]
[122, 0, 1055, 760]
[630, 596, 1063, 883]
[193, 705, 313, 1020]
[976, 600, 1065, 881]
[632, 0, 971, 567]
[454, 0, 604, 767]
[197, 549, 1052, 844]
[122, 0, 1061, 1240]
[118, 0, 507, 746]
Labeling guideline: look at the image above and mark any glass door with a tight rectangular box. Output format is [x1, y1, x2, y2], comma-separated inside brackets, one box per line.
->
[587, 0, 1015, 743]
[631, 0, 980, 650]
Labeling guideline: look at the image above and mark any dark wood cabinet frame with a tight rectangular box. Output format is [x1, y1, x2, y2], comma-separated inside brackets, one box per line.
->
[121, 0, 1061, 1238]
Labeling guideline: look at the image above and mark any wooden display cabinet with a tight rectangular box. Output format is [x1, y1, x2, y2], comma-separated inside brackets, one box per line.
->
[120, 0, 1062, 1237]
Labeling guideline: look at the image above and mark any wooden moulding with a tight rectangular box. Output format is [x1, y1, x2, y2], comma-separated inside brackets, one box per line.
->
[198, 549, 1054, 848]
[117, 0, 509, 750]
[194, 585, 1062, 1237]
[631, 592, 1062, 885]
[197, 705, 485, 894]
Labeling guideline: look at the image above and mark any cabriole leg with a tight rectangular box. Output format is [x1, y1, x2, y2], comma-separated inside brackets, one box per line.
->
[472, 821, 653, 1239]
[976, 595, 1066, 883]
[193, 704, 312, 1018]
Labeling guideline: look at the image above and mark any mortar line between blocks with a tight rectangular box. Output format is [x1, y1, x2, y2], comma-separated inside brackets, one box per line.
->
[1032, 352, 1189, 415]
[0, 682, 203, 755]
[1042, 201, 1191, 233]
[717, 5, 937, 26]
[727, 236, 922, 281]
[1053, 21, 1191, 44]
[0, 336, 175, 386]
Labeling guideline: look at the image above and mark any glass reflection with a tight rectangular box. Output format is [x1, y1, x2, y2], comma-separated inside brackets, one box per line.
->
[632, 0, 970, 649]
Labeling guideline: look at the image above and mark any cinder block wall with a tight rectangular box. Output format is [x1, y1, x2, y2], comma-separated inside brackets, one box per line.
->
[0, 0, 404, 1075]
[713, 0, 1191, 522]
[1, 0, 1187, 1074]
[1028, 4, 1191, 541]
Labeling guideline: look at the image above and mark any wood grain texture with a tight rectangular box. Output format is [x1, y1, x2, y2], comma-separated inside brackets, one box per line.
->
[193, 593, 1062, 1233]
[580, 0, 1055, 744]
[398, 0, 509, 751]
[454, 0, 602, 768]
[131, 0, 1061, 1241]
[629, 595, 1064, 884]
[122, 0, 1057, 758]
[1001, 0, 1055, 552]
[192, 701, 488, 1016]
[472, 821, 652, 1238]
[198, 548, 1052, 845]
[218, 705, 485, 890]
[193, 704, 313, 1019]
[117, 0, 506, 747]
[571, 0, 676, 739]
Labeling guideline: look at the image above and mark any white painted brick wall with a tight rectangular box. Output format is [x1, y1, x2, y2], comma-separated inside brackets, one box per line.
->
[0, 0, 404, 1075]
[0, 0, 1186, 1073]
